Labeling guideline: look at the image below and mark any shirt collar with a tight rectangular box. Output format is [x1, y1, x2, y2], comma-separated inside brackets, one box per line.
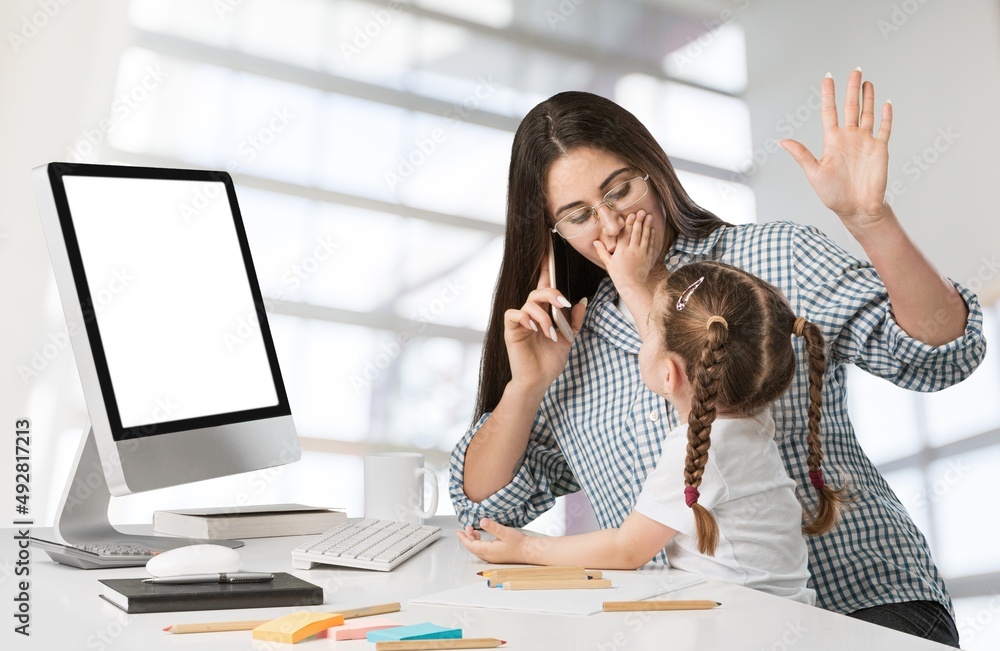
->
[666, 224, 730, 258]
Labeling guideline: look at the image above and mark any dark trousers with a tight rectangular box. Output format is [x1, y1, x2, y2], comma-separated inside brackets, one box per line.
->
[847, 600, 960, 648]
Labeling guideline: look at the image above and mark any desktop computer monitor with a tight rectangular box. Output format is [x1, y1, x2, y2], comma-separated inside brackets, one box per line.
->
[31, 162, 300, 556]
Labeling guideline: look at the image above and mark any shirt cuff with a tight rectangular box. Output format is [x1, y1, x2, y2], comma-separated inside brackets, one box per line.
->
[448, 413, 553, 529]
[883, 283, 986, 372]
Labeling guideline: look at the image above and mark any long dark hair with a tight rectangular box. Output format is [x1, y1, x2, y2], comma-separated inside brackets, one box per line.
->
[473, 91, 727, 421]
[654, 261, 848, 554]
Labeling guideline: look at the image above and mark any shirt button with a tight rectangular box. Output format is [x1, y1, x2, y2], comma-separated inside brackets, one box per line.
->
[649, 410, 660, 422]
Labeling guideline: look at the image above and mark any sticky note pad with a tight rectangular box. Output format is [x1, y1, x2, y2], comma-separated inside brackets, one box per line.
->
[366, 622, 462, 642]
[252, 612, 345, 644]
[316, 617, 402, 641]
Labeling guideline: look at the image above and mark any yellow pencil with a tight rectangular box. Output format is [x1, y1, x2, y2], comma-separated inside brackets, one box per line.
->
[162, 602, 401, 634]
[603, 600, 721, 612]
[375, 638, 505, 650]
[502, 579, 612, 590]
[487, 571, 601, 587]
[479, 565, 585, 579]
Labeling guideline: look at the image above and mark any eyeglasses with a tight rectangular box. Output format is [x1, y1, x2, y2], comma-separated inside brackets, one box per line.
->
[550, 174, 650, 240]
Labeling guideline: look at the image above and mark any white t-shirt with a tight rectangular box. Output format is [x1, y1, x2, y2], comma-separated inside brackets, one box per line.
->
[633, 411, 816, 605]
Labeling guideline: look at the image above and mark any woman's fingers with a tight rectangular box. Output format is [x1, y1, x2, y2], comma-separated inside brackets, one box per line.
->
[876, 100, 893, 144]
[844, 68, 862, 127]
[820, 74, 839, 132]
[860, 81, 876, 133]
[778, 139, 819, 177]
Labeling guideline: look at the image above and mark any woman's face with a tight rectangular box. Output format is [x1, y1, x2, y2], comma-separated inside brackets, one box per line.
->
[544, 146, 667, 270]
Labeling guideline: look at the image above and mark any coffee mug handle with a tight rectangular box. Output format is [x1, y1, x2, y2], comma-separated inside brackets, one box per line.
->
[415, 467, 439, 519]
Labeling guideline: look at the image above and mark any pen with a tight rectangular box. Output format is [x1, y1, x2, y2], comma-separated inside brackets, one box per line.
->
[602, 600, 722, 611]
[375, 639, 506, 650]
[163, 602, 401, 634]
[143, 572, 274, 584]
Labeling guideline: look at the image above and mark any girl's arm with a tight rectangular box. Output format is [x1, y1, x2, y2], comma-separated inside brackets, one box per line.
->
[593, 210, 659, 340]
[780, 70, 967, 346]
[457, 514, 677, 571]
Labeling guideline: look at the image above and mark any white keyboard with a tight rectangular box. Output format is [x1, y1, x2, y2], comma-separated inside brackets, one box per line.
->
[291, 518, 441, 571]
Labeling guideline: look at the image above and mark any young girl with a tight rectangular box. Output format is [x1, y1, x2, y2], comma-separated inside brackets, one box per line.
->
[457, 260, 849, 604]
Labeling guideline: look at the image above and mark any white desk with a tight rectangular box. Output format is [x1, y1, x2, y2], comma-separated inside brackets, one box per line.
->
[3, 518, 951, 650]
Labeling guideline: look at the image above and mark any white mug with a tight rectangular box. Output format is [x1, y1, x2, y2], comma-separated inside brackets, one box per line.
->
[363, 452, 439, 524]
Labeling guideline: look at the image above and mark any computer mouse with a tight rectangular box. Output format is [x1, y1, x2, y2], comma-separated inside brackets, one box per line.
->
[146, 544, 243, 577]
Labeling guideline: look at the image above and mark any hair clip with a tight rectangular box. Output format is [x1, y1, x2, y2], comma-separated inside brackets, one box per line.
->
[675, 276, 705, 310]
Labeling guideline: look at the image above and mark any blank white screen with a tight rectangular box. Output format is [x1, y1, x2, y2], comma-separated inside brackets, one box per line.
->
[63, 175, 278, 429]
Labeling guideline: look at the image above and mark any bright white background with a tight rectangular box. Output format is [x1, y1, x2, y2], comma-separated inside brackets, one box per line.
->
[1, 1, 998, 648]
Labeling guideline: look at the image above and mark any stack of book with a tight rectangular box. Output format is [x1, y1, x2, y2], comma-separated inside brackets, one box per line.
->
[152, 503, 346, 539]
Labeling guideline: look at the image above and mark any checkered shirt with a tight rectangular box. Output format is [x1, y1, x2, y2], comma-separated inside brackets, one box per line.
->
[449, 221, 986, 616]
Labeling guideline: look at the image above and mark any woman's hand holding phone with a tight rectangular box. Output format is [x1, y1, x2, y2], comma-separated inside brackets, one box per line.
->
[503, 250, 587, 395]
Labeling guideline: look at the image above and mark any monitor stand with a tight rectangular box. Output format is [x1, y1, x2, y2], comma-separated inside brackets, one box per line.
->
[34, 423, 243, 568]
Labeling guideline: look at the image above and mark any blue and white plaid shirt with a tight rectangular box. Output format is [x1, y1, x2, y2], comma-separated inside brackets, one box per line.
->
[449, 221, 986, 616]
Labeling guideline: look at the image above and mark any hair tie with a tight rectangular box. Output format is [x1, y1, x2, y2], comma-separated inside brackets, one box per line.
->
[808, 469, 825, 490]
[684, 485, 700, 508]
[793, 317, 807, 337]
[705, 315, 728, 331]
[675, 276, 705, 310]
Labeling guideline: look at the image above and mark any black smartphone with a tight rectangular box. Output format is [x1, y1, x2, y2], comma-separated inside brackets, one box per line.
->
[548, 238, 575, 344]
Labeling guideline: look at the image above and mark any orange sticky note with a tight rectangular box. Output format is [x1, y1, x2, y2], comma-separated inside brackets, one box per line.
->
[251, 611, 345, 644]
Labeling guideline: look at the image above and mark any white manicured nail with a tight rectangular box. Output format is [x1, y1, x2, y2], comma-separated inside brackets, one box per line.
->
[854, 66, 862, 72]
[529, 320, 538, 332]
[825, 72, 832, 79]
[549, 326, 558, 343]
[558, 296, 572, 308]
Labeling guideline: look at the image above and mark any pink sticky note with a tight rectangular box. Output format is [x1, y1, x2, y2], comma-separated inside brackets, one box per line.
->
[316, 618, 402, 641]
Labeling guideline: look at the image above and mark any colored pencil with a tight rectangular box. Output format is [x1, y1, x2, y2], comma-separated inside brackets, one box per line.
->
[603, 600, 721, 611]
[162, 602, 401, 634]
[501, 579, 612, 590]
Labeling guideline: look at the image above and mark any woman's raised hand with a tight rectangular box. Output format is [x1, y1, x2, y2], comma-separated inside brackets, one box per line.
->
[503, 252, 587, 394]
[779, 69, 893, 234]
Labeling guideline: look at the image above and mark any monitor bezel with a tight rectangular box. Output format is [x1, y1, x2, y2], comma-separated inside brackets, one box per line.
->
[44, 162, 291, 442]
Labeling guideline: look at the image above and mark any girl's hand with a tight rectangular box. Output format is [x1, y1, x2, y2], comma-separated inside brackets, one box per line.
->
[593, 210, 657, 296]
[779, 69, 893, 235]
[503, 253, 587, 394]
[456, 518, 529, 564]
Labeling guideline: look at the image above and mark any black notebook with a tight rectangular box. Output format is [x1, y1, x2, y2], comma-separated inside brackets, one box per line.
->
[98, 573, 324, 614]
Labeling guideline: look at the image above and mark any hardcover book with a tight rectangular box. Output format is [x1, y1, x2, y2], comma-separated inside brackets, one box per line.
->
[152, 503, 346, 539]
[98, 572, 324, 614]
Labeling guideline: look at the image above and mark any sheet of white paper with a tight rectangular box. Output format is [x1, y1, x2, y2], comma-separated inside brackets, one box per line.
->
[410, 569, 704, 616]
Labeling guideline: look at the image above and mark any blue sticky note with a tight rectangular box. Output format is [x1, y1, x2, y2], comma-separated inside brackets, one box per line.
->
[366, 622, 462, 642]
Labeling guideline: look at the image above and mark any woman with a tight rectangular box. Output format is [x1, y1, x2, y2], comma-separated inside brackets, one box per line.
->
[449, 71, 984, 646]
